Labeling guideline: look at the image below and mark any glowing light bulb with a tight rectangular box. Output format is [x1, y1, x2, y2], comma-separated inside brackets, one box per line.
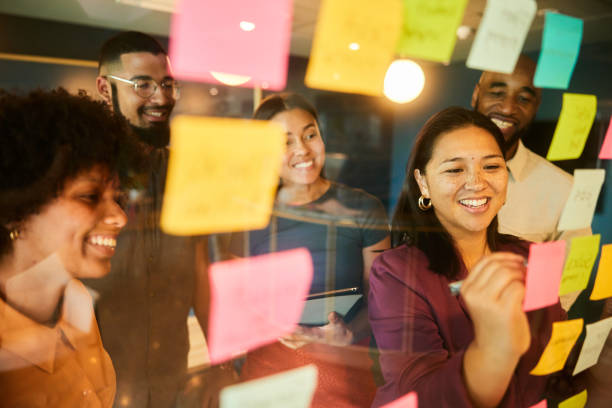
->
[383, 59, 425, 104]
[210, 71, 251, 86]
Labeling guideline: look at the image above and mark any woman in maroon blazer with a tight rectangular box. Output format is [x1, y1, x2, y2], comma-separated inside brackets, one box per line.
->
[369, 107, 579, 407]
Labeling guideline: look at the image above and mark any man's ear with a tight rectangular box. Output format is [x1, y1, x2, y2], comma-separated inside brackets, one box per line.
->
[96, 76, 112, 106]
[470, 83, 480, 109]
[413, 169, 430, 198]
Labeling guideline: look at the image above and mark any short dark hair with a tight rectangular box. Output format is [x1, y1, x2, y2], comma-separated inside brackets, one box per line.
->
[253, 92, 319, 125]
[0, 88, 143, 256]
[98, 31, 167, 73]
[391, 107, 519, 279]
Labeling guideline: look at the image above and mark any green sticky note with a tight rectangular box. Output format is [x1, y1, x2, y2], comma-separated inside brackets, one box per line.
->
[559, 234, 600, 296]
[546, 93, 597, 161]
[396, 0, 468, 63]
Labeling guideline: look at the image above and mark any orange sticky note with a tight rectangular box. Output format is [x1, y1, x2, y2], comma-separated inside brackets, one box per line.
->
[523, 241, 566, 312]
[161, 116, 284, 235]
[380, 391, 418, 408]
[599, 117, 612, 159]
[207, 249, 313, 364]
[590, 244, 612, 300]
[559, 390, 587, 408]
[529, 400, 547, 408]
[305, 0, 402, 96]
[530, 318, 583, 375]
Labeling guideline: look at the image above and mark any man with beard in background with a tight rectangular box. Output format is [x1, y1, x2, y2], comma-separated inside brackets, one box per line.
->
[89, 31, 235, 407]
[471, 55, 590, 310]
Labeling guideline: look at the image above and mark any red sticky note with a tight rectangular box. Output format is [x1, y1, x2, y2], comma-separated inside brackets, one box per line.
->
[599, 117, 612, 159]
[207, 248, 313, 364]
[380, 392, 418, 408]
[529, 400, 547, 408]
[169, 0, 292, 90]
[523, 241, 566, 311]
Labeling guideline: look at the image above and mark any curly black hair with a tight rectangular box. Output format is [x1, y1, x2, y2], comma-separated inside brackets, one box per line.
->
[0, 88, 143, 256]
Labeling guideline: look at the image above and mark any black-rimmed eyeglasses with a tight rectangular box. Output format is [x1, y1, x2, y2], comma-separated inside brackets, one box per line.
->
[106, 75, 181, 100]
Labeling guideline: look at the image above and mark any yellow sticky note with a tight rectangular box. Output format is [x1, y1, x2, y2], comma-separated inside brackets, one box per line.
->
[546, 93, 597, 161]
[305, 0, 402, 96]
[590, 244, 612, 300]
[559, 234, 601, 295]
[530, 318, 583, 375]
[397, 0, 468, 63]
[160, 116, 284, 235]
[559, 390, 587, 408]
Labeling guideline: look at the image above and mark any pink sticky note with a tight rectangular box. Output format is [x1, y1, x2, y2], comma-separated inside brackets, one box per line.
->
[529, 400, 547, 408]
[207, 248, 313, 364]
[380, 392, 418, 408]
[599, 117, 612, 159]
[169, 0, 292, 90]
[523, 241, 567, 311]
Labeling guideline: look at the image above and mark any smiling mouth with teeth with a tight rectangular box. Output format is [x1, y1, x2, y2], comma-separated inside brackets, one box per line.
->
[88, 236, 117, 249]
[490, 118, 514, 130]
[293, 160, 313, 169]
[459, 198, 488, 208]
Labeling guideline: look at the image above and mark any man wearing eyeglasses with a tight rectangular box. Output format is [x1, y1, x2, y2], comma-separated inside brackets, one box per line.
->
[87, 32, 235, 408]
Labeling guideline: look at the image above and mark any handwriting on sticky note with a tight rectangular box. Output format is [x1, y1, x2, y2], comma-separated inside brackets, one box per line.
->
[573, 316, 612, 375]
[466, 0, 536, 73]
[207, 249, 313, 364]
[590, 244, 612, 300]
[305, 0, 402, 96]
[220, 364, 317, 408]
[557, 169, 605, 232]
[396, 0, 467, 63]
[169, 0, 292, 90]
[531, 318, 583, 375]
[380, 391, 418, 408]
[600, 117, 612, 160]
[546, 93, 597, 161]
[528, 400, 547, 408]
[534, 13, 583, 89]
[523, 241, 566, 312]
[560, 234, 600, 296]
[559, 390, 587, 408]
[160, 116, 284, 235]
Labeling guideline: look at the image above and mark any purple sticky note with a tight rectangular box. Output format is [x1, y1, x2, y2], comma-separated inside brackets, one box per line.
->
[207, 248, 313, 364]
[380, 392, 418, 408]
[169, 0, 292, 90]
[599, 117, 612, 160]
[523, 241, 567, 312]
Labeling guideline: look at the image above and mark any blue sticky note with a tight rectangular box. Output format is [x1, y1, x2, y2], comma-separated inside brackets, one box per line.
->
[534, 13, 583, 89]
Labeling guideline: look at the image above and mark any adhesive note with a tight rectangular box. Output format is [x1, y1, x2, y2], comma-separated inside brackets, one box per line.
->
[557, 169, 605, 232]
[169, 0, 292, 90]
[534, 13, 583, 89]
[559, 234, 601, 296]
[396, 0, 468, 63]
[380, 391, 418, 408]
[558, 390, 587, 408]
[466, 0, 536, 73]
[220, 364, 317, 408]
[207, 249, 313, 364]
[546, 93, 597, 161]
[529, 400, 547, 408]
[523, 241, 566, 312]
[599, 117, 612, 159]
[305, 0, 402, 96]
[530, 318, 583, 375]
[590, 244, 612, 300]
[573, 317, 612, 375]
[161, 116, 284, 235]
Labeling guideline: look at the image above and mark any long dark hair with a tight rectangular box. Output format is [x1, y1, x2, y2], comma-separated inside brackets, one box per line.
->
[391, 107, 520, 279]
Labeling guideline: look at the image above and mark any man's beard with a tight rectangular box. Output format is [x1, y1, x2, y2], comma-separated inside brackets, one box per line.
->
[111, 83, 170, 148]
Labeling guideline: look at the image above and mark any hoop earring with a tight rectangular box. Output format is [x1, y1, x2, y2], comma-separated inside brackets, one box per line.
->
[9, 229, 20, 241]
[418, 195, 432, 211]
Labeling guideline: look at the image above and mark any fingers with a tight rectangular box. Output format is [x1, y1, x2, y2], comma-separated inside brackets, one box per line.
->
[462, 252, 526, 302]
